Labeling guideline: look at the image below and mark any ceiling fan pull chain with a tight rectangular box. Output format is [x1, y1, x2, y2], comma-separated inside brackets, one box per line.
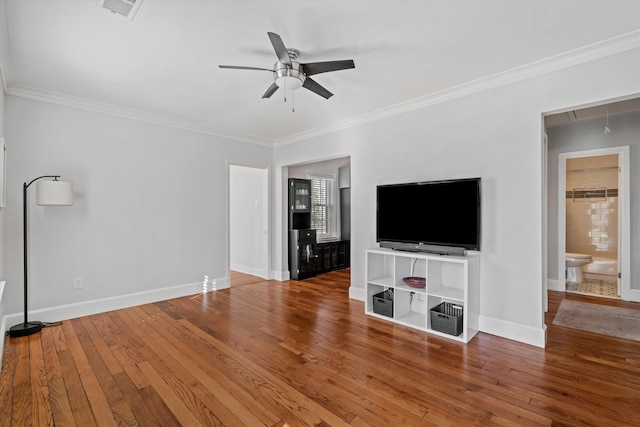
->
[283, 78, 287, 103]
[292, 90, 295, 113]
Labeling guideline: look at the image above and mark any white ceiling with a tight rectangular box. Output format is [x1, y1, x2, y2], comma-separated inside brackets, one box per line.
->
[3, 0, 640, 145]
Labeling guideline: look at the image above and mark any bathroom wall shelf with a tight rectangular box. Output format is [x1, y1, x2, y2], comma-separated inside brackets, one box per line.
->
[365, 247, 480, 343]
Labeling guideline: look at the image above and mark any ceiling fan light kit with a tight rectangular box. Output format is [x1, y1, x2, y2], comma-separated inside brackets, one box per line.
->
[274, 51, 305, 91]
[219, 32, 355, 105]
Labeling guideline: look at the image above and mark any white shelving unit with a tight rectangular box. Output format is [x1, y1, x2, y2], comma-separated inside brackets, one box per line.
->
[365, 247, 480, 343]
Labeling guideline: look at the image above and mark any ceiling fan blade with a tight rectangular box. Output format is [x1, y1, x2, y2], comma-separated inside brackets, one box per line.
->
[302, 60, 355, 76]
[219, 65, 274, 72]
[302, 78, 333, 99]
[267, 32, 291, 66]
[262, 82, 279, 99]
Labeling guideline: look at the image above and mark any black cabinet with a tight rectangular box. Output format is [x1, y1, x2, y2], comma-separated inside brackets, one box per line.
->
[289, 178, 311, 230]
[316, 240, 350, 274]
[289, 229, 318, 280]
[288, 178, 316, 279]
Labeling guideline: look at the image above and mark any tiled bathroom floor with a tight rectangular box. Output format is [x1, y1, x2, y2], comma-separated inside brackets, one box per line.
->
[566, 279, 619, 298]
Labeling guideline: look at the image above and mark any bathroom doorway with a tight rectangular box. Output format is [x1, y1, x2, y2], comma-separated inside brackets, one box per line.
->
[558, 147, 629, 299]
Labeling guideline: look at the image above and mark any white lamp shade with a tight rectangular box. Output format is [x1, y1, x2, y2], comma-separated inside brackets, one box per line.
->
[36, 180, 74, 206]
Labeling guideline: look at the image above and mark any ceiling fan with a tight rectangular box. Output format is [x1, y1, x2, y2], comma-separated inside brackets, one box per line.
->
[219, 32, 355, 100]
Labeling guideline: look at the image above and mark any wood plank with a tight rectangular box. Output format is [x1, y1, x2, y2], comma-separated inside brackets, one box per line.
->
[0, 333, 16, 427]
[137, 361, 207, 427]
[70, 317, 140, 426]
[62, 321, 117, 427]
[80, 316, 123, 376]
[112, 371, 167, 427]
[57, 349, 97, 426]
[28, 333, 53, 426]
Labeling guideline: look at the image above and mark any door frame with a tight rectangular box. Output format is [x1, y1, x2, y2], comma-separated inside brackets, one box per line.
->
[557, 146, 633, 300]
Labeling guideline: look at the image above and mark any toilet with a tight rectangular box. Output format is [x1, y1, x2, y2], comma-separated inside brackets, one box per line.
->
[565, 253, 592, 283]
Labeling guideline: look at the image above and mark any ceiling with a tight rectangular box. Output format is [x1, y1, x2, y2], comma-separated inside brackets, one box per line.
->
[3, 0, 640, 146]
[545, 97, 640, 128]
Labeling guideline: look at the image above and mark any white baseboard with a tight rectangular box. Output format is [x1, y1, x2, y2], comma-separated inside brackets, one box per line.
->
[548, 279, 565, 292]
[271, 270, 290, 281]
[3, 278, 226, 328]
[479, 315, 547, 348]
[230, 263, 269, 279]
[212, 277, 230, 290]
[622, 287, 640, 303]
[349, 286, 365, 301]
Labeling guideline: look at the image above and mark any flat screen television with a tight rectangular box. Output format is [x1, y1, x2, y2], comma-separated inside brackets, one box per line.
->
[376, 178, 481, 255]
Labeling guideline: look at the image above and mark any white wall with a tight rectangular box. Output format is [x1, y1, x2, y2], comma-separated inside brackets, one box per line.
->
[3, 95, 272, 318]
[0, 0, 8, 282]
[273, 47, 640, 347]
[287, 157, 350, 179]
[229, 165, 268, 278]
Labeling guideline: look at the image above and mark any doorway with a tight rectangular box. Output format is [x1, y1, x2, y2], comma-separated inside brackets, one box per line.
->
[558, 149, 625, 298]
[229, 164, 269, 285]
[558, 146, 635, 301]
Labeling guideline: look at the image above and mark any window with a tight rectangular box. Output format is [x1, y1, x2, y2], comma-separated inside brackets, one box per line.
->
[308, 172, 336, 241]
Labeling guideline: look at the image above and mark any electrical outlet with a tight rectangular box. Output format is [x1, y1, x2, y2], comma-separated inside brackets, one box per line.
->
[73, 277, 84, 290]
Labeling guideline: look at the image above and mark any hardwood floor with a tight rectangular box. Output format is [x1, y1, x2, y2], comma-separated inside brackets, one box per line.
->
[2, 270, 640, 426]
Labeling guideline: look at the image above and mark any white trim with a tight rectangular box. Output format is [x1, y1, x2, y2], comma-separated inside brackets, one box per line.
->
[230, 263, 269, 280]
[2, 279, 225, 327]
[349, 286, 365, 301]
[478, 315, 547, 348]
[547, 279, 565, 292]
[213, 277, 230, 290]
[558, 146, 632, 301]
[5, 29, 640, 147]
[542, 130, 549, 312]
[271, 270, 290, 281]
[5, 84, 272, 147]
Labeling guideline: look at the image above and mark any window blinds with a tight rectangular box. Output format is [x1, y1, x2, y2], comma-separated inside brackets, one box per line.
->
[309, 174, 336, 239]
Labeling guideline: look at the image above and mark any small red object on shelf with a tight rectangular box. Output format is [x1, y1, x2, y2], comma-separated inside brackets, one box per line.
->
[402, 276, 426, 288]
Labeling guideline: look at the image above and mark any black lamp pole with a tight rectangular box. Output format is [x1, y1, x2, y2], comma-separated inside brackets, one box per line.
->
[8, 175, 61, 338]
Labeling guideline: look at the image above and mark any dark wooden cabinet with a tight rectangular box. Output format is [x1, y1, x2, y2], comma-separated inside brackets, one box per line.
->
[316, 240, 350, 274]
[288, 178, 316, 279]
[289, 229, 318, 280]
[288, 178, 311, 230]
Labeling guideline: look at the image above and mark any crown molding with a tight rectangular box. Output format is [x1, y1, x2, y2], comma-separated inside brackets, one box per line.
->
[5, 84, 273, 147]
[5, 29, 640, 148]
[273, 29, 640, 147]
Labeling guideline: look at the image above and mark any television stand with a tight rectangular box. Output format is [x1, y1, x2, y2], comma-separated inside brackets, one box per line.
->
[365, 247, 479, 343]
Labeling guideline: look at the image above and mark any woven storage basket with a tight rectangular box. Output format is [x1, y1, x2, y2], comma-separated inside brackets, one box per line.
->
[372, 289, 393, 318]
[430, 302, 463, 336]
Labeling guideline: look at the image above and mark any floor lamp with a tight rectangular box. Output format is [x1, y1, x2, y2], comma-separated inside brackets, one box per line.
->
[8, 176, 74, 338]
